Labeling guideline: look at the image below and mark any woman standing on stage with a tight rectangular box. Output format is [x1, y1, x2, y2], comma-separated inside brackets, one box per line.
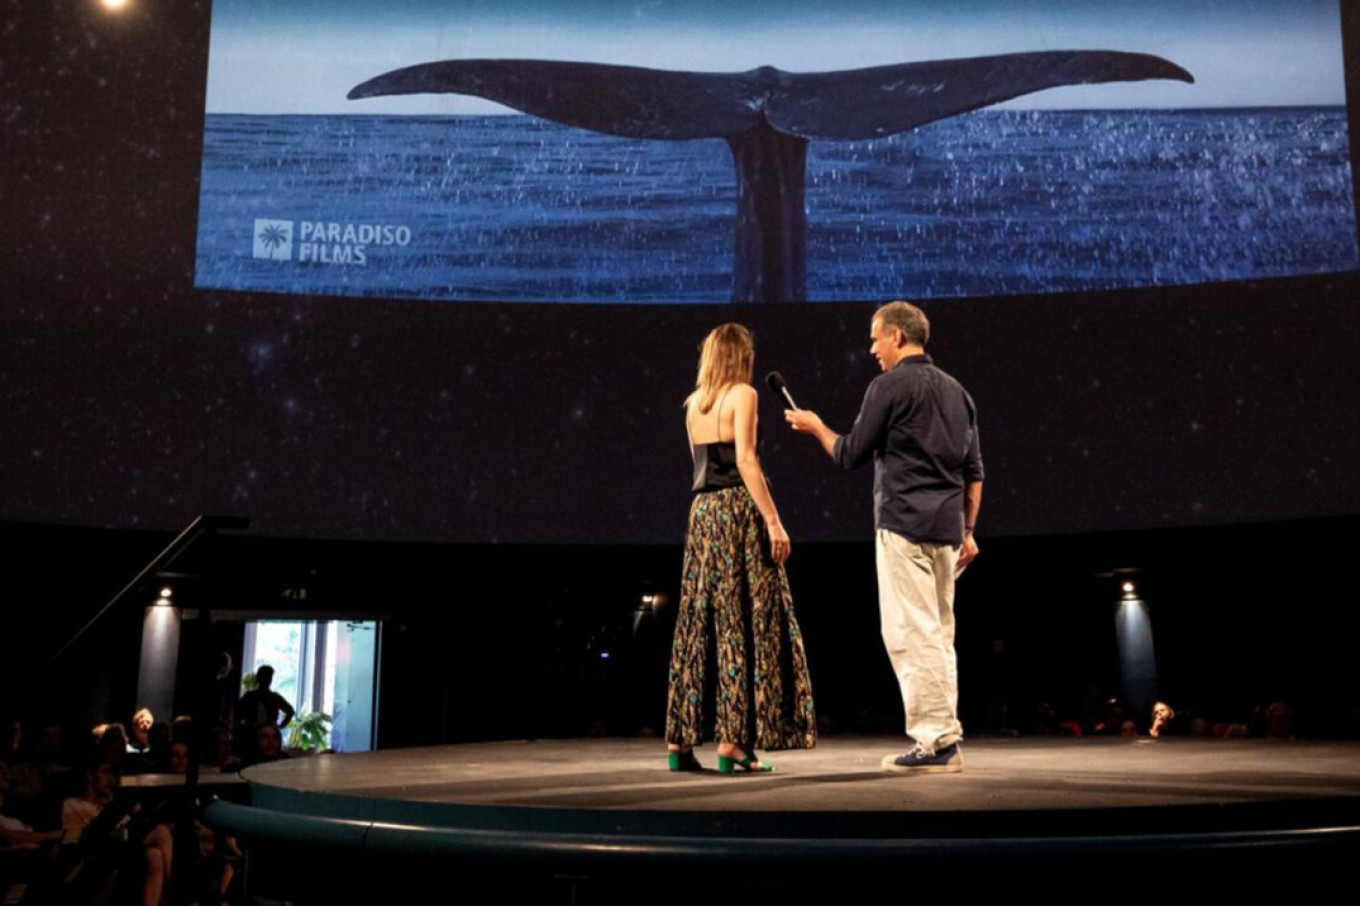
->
[665, 323, 816, 773]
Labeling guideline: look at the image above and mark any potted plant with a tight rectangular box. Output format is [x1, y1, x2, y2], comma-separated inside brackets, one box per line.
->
[286, 711, 332, 753]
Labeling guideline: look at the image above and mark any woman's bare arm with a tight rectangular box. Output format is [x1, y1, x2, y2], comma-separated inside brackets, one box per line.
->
[730, 384, 790, 564]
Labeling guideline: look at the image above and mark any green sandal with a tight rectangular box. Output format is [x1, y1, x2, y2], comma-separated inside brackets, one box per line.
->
[668, 750, 704, 772]
[717, 752, 774, 774]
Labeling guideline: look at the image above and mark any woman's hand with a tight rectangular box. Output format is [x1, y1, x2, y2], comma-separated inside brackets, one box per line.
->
[766, 519, 791, 566]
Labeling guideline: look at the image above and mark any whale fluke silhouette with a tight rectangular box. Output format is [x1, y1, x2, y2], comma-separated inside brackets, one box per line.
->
[350, 52, 1193, 302]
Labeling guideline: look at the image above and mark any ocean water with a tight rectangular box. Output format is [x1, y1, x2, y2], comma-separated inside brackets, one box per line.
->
[195, 108, 1358, 302]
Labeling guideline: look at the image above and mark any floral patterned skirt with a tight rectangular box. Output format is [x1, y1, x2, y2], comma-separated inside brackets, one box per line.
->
[665, 485, 817, 750]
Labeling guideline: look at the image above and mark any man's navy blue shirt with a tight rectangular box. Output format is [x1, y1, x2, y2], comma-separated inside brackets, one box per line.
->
[832, 354, 983, 545]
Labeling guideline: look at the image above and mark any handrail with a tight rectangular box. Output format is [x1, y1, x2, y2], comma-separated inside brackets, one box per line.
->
[39, 513, 248, 675]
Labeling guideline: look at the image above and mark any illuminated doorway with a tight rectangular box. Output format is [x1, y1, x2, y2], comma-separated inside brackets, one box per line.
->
[240, 620, 380, 752]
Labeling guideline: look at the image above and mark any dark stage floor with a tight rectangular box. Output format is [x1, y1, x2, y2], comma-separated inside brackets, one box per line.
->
[236, 736, 1360, 831]
[208, 736, 1360, 898]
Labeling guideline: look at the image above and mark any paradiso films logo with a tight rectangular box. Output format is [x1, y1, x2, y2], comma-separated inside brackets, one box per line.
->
[252, 218, 412, 265]
[252, 220, 293, 260]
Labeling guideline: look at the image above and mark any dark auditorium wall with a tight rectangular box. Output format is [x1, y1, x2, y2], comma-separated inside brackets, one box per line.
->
[2, 2, 1359, 738]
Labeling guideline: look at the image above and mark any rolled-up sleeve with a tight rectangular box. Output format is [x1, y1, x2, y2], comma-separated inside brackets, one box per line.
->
[963, 420, 984, 484]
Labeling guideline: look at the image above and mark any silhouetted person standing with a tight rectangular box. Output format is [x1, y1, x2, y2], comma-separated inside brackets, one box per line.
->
[234, 665, 295, 742]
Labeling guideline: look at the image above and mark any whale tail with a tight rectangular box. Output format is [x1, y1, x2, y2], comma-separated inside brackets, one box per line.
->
[349, 52, 1193, 301]
[349, 52, 1192, 142]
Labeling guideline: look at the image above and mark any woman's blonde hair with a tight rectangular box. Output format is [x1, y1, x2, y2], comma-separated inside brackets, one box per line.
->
[685, 323, 754, 413]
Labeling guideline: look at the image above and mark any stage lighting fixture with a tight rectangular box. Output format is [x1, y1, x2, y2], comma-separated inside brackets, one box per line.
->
[100, 0, 130, 11]
[1121, 580, 1136, 596]
[160, 587, 173, 598]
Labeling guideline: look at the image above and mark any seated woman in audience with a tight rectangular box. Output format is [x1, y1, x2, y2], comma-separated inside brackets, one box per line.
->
[243, 723, 290, 767]
[201, 725, 242, 773]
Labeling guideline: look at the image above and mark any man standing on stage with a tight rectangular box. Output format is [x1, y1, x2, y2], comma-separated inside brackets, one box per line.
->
[785, 301, 982, 773]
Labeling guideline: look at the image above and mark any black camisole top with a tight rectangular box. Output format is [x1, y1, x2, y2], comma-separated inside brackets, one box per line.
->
[692, 441, 743, 493]
[690, 386, 763, 493]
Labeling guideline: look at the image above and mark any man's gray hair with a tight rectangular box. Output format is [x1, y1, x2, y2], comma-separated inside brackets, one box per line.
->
[874, 301, 929, 347]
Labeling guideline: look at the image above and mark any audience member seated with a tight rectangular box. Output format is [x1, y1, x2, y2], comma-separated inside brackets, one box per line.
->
[162, 743, 190, 776]
[161, 741, 244, 904]
[0, 760, 64, 906]
[1032, 702, 1058, 736]
[243, 724, 290, 768]
[1149, 701, 1176, 738]
[202, 726, 242, 774]
[1093, 697, 1131, 735]
[169, 716, 195, 747]
[60, 757, 117, 846]
[127, 710, 154, 756]
[4, 719, 72, 829]
[133, 722, 173, 775]
[60, 754, 174, 906]
[0, 762, 61, 851]
[1265, 701, 1294, 740]
[92, 724, 129, 774]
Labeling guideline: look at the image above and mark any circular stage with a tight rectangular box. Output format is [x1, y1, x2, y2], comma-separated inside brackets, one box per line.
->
[206, 736, 1360, 900]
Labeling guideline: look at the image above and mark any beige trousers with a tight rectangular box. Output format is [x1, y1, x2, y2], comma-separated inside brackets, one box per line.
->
[875, 529, 963, 754]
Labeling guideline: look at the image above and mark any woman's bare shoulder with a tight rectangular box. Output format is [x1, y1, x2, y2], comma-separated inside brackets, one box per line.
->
[729, 382, 758, 403]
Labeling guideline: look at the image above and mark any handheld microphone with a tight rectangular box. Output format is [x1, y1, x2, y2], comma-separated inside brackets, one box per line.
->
[765, 371, 798, 409]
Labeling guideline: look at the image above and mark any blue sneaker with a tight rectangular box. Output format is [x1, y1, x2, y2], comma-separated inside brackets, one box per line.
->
[881, 742, 962, 774]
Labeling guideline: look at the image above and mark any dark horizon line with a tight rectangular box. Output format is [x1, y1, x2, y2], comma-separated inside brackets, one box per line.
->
[205, 103, 1352, 118]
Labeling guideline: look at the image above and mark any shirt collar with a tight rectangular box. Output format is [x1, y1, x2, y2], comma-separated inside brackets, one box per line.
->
[894, 353, 932, 369]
